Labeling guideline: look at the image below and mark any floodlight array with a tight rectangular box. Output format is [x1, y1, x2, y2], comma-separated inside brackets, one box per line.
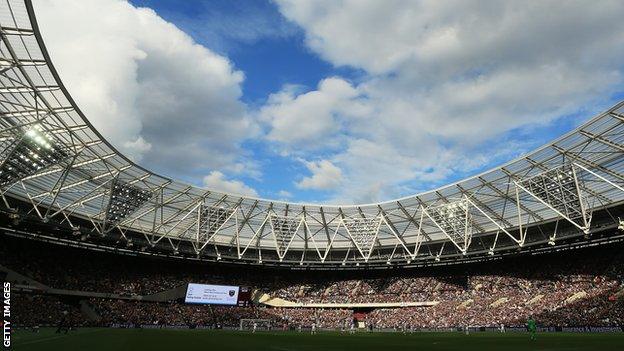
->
[0, 126, 67, 187]
[427, 199, 472, 244]
[343, 217, 381, 257]
[104, 180, 152, 226]
[270, 215, 300, 255]
[198, 205, 234, 242]
[519, 166, 585, 221]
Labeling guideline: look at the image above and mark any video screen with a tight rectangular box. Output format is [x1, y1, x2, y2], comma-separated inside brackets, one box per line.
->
[184, 283, 240, 305]
[237, 286, 252, 307]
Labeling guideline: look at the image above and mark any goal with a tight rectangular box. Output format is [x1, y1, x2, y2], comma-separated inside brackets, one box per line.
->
[240, 319, 272, 331]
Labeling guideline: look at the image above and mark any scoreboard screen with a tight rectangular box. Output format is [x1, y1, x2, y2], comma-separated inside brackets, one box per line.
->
[237, 286, 252, 307]
[184, 283, 252, 306]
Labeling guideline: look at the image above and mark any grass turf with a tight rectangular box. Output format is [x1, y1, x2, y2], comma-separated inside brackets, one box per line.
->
[10, 328, 624, 351]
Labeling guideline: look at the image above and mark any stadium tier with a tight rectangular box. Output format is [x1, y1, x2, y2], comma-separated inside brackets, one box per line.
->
[2, 0, 624, 342]
[2, 234, 624, 329]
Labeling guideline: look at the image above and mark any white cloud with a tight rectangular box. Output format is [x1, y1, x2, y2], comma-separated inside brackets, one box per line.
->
[270, 0, 624, 203]
[202, 171, 258, 197]
[31, 0, 624, 204]
[35, 0, 256, 178]
[276, 0, 624, 76]
[122, 136, 152, 159]
[296, 160, 343, 190]
[260, 77, 369, 149]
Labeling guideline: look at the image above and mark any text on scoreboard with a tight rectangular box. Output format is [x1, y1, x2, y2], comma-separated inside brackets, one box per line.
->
[185, 283, 240, 305]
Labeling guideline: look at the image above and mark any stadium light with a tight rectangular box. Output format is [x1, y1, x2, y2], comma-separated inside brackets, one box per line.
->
[269, 215, 304, 261]
[518, 165, 590, 232]
[104, 180, 152, 228]
[198, 206, 235, 244]
[425, 199, 473, 253]
[342, 216, 382, 261]
[8, 208, 19, 219]
[0, 125, 68, 187]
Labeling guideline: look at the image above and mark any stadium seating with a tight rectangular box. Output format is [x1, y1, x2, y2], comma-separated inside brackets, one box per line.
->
[2, 235, 624, 329]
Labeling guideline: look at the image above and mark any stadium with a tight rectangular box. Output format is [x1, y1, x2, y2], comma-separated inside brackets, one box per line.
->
[1, 0, 624, 350]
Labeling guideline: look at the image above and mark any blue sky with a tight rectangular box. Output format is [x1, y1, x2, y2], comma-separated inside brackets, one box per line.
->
[36, 0, 624, 204]
[129, 0, 364, 101]
[127, 0, 371, 202]
[130, 0, 624, 204]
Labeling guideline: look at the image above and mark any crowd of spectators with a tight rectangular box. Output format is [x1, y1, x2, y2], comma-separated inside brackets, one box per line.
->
[270, 251, 624, 328]
[3, 235, 624, 329]
[12, 294, 88, 328]
[87, 299, 354, 329]
[0, 236, 264, 295]
[267, 308, 352, 329]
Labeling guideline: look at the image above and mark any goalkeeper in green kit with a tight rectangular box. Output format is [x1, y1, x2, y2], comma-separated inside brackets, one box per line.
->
[527, 316, 537, 341]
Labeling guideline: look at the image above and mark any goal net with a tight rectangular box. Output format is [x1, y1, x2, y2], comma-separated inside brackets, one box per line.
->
[240, 319, 272, 331]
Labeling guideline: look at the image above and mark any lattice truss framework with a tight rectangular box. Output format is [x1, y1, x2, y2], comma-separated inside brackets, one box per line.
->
[0, 125, 68, 186]
[423, 199, 473, 253]
[197, 206, 235, 242]
[516, 165, 591, 232]
[342, 216, 382, 261]
[1, 0, 624, 266]
[269, 214, 303, 261]
[103, 178, 152, 231]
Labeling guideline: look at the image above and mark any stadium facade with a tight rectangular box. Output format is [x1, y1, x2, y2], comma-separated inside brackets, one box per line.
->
[2, 0, 624, 268]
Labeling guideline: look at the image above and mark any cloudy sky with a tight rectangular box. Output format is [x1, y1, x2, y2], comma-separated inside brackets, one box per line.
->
[34, 0, 624, 204]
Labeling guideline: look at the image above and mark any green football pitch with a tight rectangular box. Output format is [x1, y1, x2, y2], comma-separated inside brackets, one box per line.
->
[9, 328, 624, 351]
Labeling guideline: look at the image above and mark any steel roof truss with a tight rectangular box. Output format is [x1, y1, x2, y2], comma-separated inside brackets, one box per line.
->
[269, 214, 304, 261]
[423, 199, 473, 254]
[342, 215, 383, 262]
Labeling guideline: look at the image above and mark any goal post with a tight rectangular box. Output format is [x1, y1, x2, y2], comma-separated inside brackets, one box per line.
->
[240, 319, 272, 331]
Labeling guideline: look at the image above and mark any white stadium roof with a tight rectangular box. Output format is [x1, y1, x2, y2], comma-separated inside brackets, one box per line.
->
[2, 0, 624, 267]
